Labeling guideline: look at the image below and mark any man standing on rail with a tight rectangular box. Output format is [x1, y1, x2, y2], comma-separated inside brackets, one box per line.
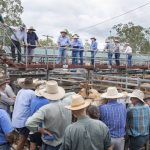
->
[124, 43, 132, 67]
[57, 30, 71, 65]
[114, 39, 120, 66]
[10, 24, 28, 63]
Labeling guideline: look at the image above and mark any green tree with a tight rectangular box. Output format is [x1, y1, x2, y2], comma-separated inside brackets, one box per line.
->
[39, 38, 56, 47]
[112, 22, 150, 53]
[0, 0, 23, 25]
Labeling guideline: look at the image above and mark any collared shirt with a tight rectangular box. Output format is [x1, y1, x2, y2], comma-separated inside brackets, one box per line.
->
[27, 32, 38, 49]
[0, 109, 13, 144]
[60, 116, 111, 150]
[11, 27, 27, 44]
[71, 39, 82, 49]
[4, 84, 16, 99]
[104, 43, 113, 52]
[0, 91, 14, 114]
[99, 100, 127, 138]
[26, 93, 73, 147]
[125, 46, 132, 54]
[90, 41, 98, 51]
[114, 43, 120, 53]
[30, 96, 49, 116]
[57, 36, 71, 47]
[12, 89, 36, 128]
[126, 103, 150, 137]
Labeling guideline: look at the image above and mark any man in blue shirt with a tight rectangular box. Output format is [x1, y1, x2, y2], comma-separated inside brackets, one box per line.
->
[99, 87, 126, 150]
[29, 85, 49, 150]
[57, 30, 71, 65]
[27, 26, 39, 64]
[90, 37, 98, 65]
[0, 109, 14, 150]
[127, 90, 150, 150]
[12, 77, 36, 150]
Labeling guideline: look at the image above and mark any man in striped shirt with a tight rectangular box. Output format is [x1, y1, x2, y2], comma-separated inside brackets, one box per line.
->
[127, 90, 150, 150]
[99, 87, 127, 150]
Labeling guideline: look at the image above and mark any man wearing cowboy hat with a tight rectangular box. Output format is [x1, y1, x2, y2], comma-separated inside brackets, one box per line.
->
[27, 26, 39, 64]
[127, 90, 150, 150]
[90, 37, 98, 65]
[26, 80, 73, 150]
[57, 30, 71, 65]
[124, 42, 132, 67]
[12, 77, 36, 150]
[0, 73, 15, 115]
[60, 94, 112, 150]
[104, 39, 114, 66]
[10, 24, 28, 63]
[114, 39, 120, 66]
[71, 35, 83, 65]
[99, 87, 126, 150]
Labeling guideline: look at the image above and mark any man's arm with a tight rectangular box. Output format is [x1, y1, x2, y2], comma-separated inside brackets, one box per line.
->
[25, 108, 45, 132]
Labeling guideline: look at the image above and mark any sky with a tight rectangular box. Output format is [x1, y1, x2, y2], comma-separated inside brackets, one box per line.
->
[21, 0, 150, 46]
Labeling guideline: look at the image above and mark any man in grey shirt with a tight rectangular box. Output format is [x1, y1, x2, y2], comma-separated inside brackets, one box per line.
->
[60, 94, 112, 150]
[26, 81, 72, 150]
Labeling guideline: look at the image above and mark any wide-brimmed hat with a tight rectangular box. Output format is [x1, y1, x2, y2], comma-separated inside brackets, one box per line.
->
[28, 26, 36, 31]
[128, 89, 145, 103]
[60, 30, 67, 34]
[38, 80, 65, 100]
[35, 84, 46, 97]
[91, 37, 96, 40]
[17, 77, 37, 89]
[101, 87, 124, 99]
[65, 94, 91, 110]
[0, 73, 6, 86]
[72, 35, 79, 39]
[73, 34, 79, 37]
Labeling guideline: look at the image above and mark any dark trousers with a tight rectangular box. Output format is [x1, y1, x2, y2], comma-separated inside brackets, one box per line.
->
[11, 39, 21, 62]
[108, 52, 113, 65]
[72, 49, 78, 65]
[42, 144, 61, 150]
[79, 50, 83, 65]
[129, 135, 149, 150]
[127, 54, 132, 66]
[115, 53, 120, 66]
[91, 51, 96, 65]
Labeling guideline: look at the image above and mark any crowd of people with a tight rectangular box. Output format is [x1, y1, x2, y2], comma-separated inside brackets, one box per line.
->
[0, 13, 132, 67]
[0, 72, 149, 150]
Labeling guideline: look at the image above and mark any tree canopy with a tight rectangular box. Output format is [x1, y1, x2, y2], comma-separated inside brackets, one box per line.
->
[112, 22, 150, 53]
[0, 0, 23, 25]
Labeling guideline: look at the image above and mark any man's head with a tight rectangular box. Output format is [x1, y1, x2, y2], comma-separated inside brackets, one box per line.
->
[28, 26, 36, 33]
[90, 37, 96, 42]
[20, 24, 26, 31]
[72, 35, 79, 41]
[60, 30, 67, 37]
[144, 97, 150, 106]
[128, 89, 145, 105]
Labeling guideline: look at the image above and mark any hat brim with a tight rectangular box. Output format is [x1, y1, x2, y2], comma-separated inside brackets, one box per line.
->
[28, 29, 36, 31]
[19, 82, 36, 90]
[65, 99, 91, 110]
[91, 38, 96, 40]
[128, 93, 145, 103]
[39, 86, 65, 100]
[60, 31, 67, 34]
[101, 93, 124, 99]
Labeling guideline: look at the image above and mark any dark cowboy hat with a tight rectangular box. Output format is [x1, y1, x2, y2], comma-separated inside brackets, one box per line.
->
[90, 37, 96, 40]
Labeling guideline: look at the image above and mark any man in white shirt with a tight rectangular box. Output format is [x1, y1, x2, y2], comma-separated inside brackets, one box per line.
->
[10, 24, 27, 63]
[125, 43, 132, 66]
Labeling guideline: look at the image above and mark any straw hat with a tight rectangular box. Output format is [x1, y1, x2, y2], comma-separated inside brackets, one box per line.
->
[28, 26, 36, 31]
[91, 37, 96, 40]
[38, 80, 65, 100]
[60, 29, 67, 34]
[0, 73, 6, 86]
[65, 94, 91, 110]
[35, 84, 45, 97]
[17, 77, 36, 89]
[101, 87, 124, 99]
[128, 89, 145, 103]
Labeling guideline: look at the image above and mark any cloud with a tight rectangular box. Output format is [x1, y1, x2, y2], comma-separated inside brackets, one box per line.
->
[21, 0, 150, 45]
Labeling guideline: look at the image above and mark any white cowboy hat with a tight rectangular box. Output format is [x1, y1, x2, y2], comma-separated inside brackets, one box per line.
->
[101, 87, 124, 99]
[28, 26, 36, 31]
[38, 80, 65, 100]
[60, 30, 67, 34]
[17, 77, 37, 89]
[128, 89, 145, 103]
[65, 94, 91, 110]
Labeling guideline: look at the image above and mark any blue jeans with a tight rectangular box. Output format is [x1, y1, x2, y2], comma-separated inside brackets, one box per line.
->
[115, 53, 120, 66]
[72, 50, 78, 65]
[129, 135, 148, 150]
[57, 48, 67, 64]
[42, 144, 61, 150]
[91, 51, 96, 65]
[79, 51, 83, 65]
[108, 52, 113, 65]
[127, 54, 132, 66]
[0, 144, 10, 150]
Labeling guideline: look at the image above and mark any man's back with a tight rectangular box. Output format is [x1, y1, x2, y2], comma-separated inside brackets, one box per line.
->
[60, 116, 111, 150]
